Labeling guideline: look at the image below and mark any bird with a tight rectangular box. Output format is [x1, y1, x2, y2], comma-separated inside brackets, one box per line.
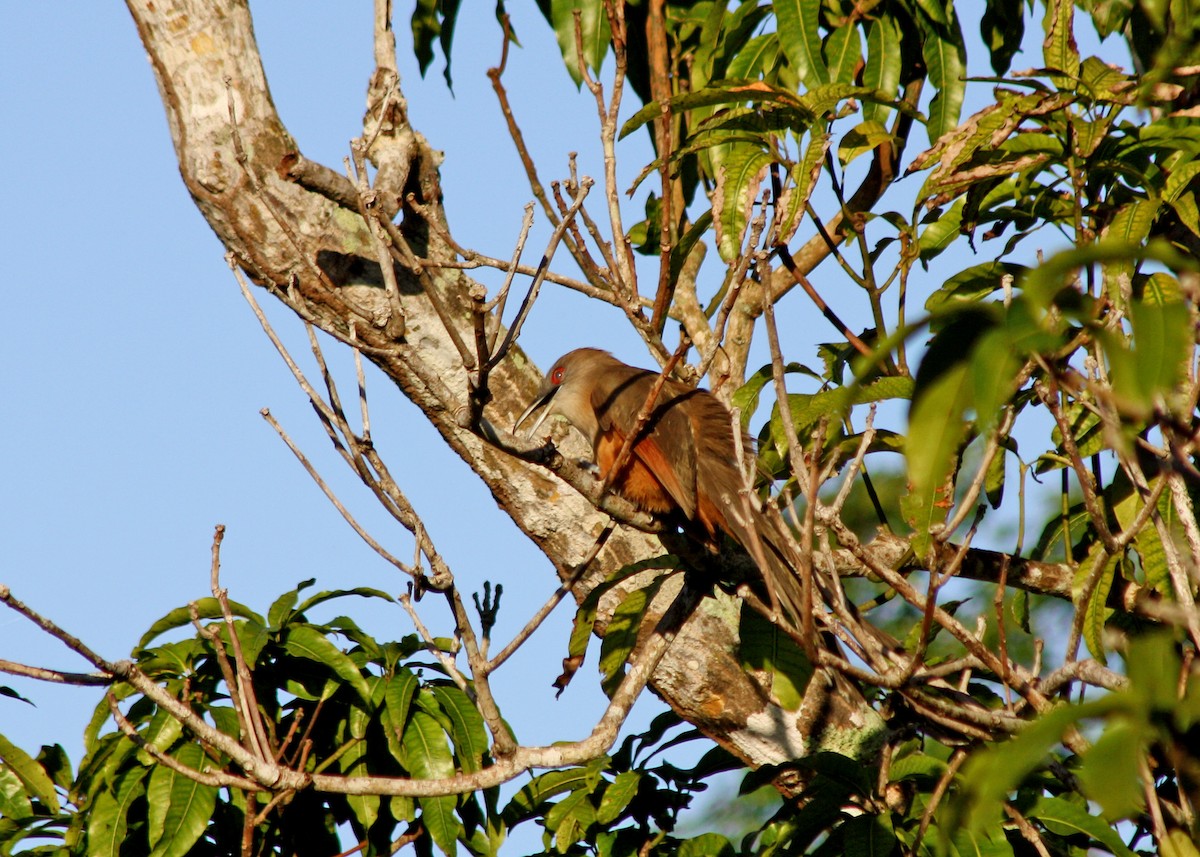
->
[515, 348, 806, 626]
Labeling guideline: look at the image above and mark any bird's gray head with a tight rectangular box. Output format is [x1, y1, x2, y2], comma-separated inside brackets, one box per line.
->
[513, 348, 613, 441]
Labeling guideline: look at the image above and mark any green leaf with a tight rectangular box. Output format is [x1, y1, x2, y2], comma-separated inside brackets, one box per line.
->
[146, 744, 217, 857]
[780, 131, 832, 242]
[1041, 0, 1080, 83]
[918, 199, 964, 262]
[823, 25, 861, 86]
[402, 710, 455, 780]
[431, 685, 488, 774]
[620, 79, 812, 140]
[714, 144, 772, 262]
[341, 735, 380, 834]
[773, 376, 915, 447]
[919, 10, 967, 143]
[838, 120, 895, 166]
[984, 442, 1007, 509]
[547, 0, 610, 87]
[1076, 721, 1146, 819]
[0, 764, 32, 821]
[863, 14, 902, 122]
[679, 833, 735, 857]
[135, 707, 184, 767]
[888, 751, 949, 783]
[411, 0, 440, 77]
[925, 261, 1028, 317]
[1129, 298, 1190, 407]
[841, 812, 896, 857]
[980, 0, 1025, 74]
[547, 787, 596, 852]
[739, 604, 814, 710]
[904, 326, 978, 555]
[503, 768, 599, 825]
[0, 686, 33, 706]
[267, 578, 314, 630]
[135, 598, 264, 652]
[420, 794, 461, 857]
[1102, 199, 1159, 286]
[726, 33, 779, 80]
[1026, 795, 1138, 856]
[294, 586, 395, 619]
[0, 732, 59, 813]
[599, 577, 666, 697]
[596, 771, 640, 824]
[283, 625, 372, 705]
[405, 711, 459, 855]
[956, 701, 1097, 830]
[86, 769, 146, 857]
[1075, 550, 1116, 663]
[382, 670, 419, 762]
[774, 0, 829, 89]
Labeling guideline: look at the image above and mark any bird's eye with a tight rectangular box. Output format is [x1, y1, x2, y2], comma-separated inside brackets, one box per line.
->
[550, 366, 564, 384]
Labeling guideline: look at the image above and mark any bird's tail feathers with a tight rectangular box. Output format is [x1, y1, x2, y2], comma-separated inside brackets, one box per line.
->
[723, 500, 808, 630]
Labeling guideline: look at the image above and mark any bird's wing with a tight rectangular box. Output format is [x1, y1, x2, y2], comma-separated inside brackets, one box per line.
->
[594, 372, 699, 519]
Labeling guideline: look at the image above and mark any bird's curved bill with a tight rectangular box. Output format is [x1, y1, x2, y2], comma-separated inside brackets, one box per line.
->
[514, 386, 557, 436]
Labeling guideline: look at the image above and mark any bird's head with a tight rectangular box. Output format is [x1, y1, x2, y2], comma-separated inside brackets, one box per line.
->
[514, 348, 612, 440]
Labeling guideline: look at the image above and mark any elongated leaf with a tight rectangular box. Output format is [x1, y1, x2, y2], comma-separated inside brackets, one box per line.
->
[680, 834, 736, 857]
[431, 685, 488, 774]
[503, 768, 600, 825]
[294, 586, 394, 618]
[780, 130, 831, 242]
[599, 577, 666, 697]
[918, 199, 965, 262]
[0, 764, 32, 821]
[739, 606, 814, 710]
[0, 732, 58, 813]
[775, 0, 829, 88]
[547, 0, 610, 86]
[980, 0, 1025, 74]
[863, 15, 902, 122]
[621, 79, 810, 140]
[403, 712, 461, 853]
[838, 120, 894, 165]
[1102, 199, 1158, 284]
[402, 709, 455, 780]
[824, 25, 861, 86]
[903, 361, 972, 556]
[283, 625, 372, 704]
[267, 578, 314, 630]
[146, 744, 217, 857]
[1127, 297, 1190, 409]
[1076, 720, 1146, 819]
[86, 769, 146, 857]
[919, 11, 967, 143]
[726, 32, 779, 79]
[136, 598, 264, 652]
[420, 793, 461, 857]
[1027, 796, 1138, 857]
[382, 669, 419, 762]
[341, 735, 380, 834]
[925, 261, 1028, 317]
[135, 708, 184, 767]
[714, 144, 771, 262]
[596, 771, 640, 824]
[1075, 550, 1115, 662]
[773, 377, 915, 449]
[1041, 0, 1080, 82]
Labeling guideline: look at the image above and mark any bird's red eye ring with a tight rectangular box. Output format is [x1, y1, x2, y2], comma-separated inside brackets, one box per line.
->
[550, 366, 564, 384]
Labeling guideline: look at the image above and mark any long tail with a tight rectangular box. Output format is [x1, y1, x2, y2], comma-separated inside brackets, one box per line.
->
[721, 499, 809, 630]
